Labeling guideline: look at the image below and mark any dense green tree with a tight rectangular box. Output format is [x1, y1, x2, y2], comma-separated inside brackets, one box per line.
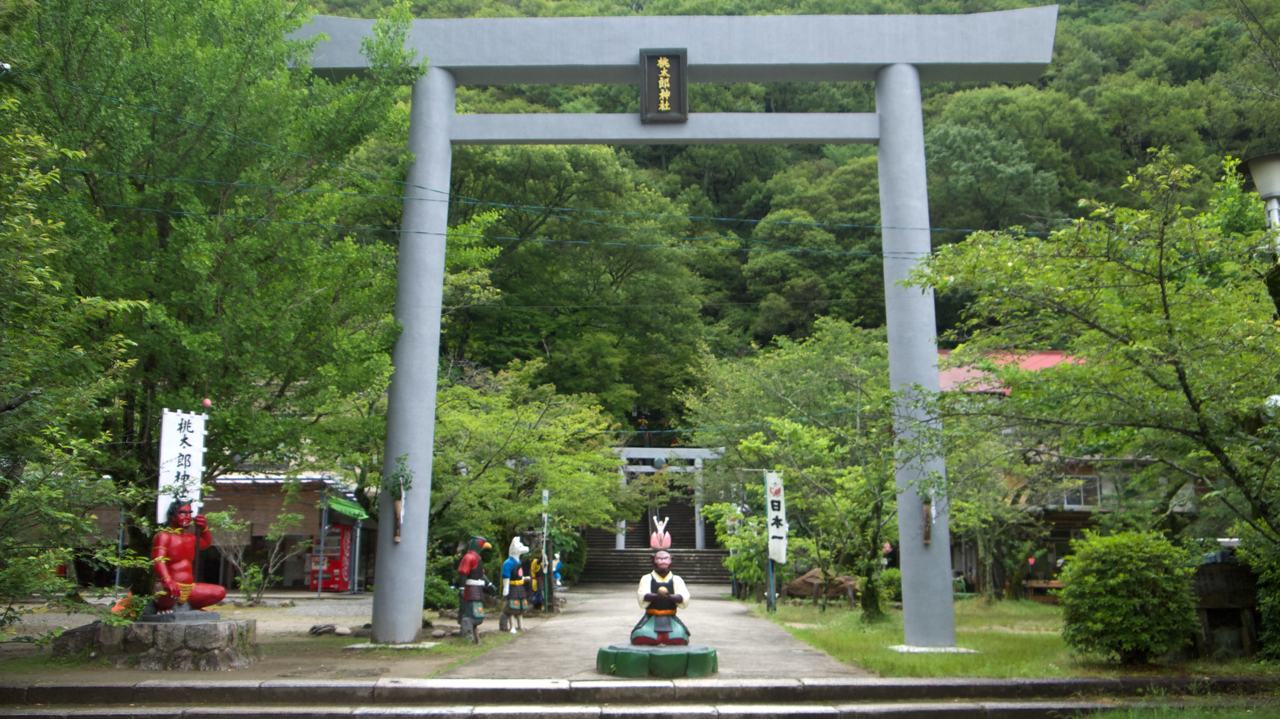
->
[925, 123, 1059, 233]
[448, 144, 705, 425]
[758, 152, 886, 331]
[5, 0, 417, 584]
[743, 208, 837, 342]
[939, 405, 1050, 601]
[429, 361, 625, 562]
[1219, 0, 1280, 159]
[929, 85, 1123, 211]
[687, 318, 898, 617]
[916, 153, 1279, 548]
[0, 99, 145, 623]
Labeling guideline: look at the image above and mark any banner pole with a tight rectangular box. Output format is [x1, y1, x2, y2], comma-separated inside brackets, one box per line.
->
[767, 558, 776, 613]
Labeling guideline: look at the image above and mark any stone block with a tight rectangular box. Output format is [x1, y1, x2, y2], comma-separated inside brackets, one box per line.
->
[237, 619, 257, 646]
[26, 682, 139, 705]
[132, 649, 168, 671]
[715, 705, 838, 719]
[96, 623, 126, 654]
[602, 707, 716, 719]
[124, 621, 156, 651]
[672, 678, 801, 704]
[185, 621, 231, 651]
[153, 624, 185, 652]
[376, 678, 572, 705]
[50, 623, 99, 657]
[833, 703, 982, 718]
[355, 709, 473, 718]
[167, 648, 196, 671]
[0, 685, 27, 704]
[136, 679, 263, 704]
[472, 706, 600, 718]
[193, 648, 229, 671]
[227, 649, 256, 670]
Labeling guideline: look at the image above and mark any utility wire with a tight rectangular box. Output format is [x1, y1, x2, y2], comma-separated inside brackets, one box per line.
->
[12, 69, 1072, 239]
[85, 200, 939, 259]
[63, 165, 1070, 239]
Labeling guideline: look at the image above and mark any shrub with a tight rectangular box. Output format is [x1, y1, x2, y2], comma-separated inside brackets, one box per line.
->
[423, 573, 459, 610]
[235, 565, 265, 604]
[1058, 531, 1197, 664]
[880, 567, 902, 602]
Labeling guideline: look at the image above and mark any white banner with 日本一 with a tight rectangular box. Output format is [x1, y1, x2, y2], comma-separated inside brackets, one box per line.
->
[765, 470, 788, 564]
[157, 409, 208, 523]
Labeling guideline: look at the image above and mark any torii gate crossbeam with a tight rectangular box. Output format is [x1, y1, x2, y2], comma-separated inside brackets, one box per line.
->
[296, 6, 1058, 648]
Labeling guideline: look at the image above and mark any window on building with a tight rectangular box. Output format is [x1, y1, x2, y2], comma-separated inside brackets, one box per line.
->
[1063, 475, 1102, 509]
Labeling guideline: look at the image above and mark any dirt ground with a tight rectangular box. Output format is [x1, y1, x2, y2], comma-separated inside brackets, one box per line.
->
[1, 583, 864, 682]
[0, 591, 534, 681]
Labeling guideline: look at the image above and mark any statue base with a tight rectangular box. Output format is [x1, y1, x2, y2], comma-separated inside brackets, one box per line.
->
[139, 602, 221, 622]
[52, 618, 257, 671]
[596, 643, 718, 678]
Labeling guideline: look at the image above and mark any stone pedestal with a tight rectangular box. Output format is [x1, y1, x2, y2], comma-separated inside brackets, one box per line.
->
[52, 619, 258, 670]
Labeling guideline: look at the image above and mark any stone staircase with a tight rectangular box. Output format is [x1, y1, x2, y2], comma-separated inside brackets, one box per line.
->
[582, 548, 731, 584]
[582, 492, 730, 585]
[1, 676, 1274, 718]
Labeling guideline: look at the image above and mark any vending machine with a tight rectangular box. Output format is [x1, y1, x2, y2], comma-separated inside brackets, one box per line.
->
[307, 523, 352, 592]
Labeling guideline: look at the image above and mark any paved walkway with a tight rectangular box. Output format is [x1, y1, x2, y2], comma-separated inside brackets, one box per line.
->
[442, 583, 866, 679]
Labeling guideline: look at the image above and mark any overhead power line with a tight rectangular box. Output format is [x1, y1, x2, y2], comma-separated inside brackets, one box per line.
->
[10, 70, 1070, 239]
[84, 200, 941, 259]
[63, 165, 1069, 240]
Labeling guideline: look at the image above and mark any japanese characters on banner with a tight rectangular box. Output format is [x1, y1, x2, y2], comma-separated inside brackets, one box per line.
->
[765, 471, 788, 564]
[157, 409, 208, 523]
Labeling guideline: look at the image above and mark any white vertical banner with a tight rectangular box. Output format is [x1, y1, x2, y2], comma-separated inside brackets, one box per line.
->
[765, 470, 788, 564]
[157, 409, 208, 522]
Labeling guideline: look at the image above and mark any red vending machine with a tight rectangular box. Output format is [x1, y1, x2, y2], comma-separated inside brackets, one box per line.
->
[308, 523, 351, 592]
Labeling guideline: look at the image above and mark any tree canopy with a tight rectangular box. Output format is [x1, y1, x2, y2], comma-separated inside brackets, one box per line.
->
[5, 0, 1280, 603]
[917, 153, 1279, 546]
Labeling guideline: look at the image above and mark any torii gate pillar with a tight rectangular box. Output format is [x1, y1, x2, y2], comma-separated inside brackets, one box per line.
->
[877, 63, 955, 646]
[371, 66, 455, 643]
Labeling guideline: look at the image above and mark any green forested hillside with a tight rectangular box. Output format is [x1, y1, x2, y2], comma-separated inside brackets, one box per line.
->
[317, 0, 1280, 433]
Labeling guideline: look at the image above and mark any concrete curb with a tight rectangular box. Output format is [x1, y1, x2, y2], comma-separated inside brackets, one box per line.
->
[0, 700, 1236, 719]
[1, 676, 1275, 707]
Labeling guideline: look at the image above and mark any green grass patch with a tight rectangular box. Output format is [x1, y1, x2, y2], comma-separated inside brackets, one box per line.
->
[0, 649, 109, 674]
[425, 631, 518, 676]
[760, 597, 1280, 679]
[764, 597, 1080, 678]
[258, 634, 368, 656]
[1089, 698, 1280, 718]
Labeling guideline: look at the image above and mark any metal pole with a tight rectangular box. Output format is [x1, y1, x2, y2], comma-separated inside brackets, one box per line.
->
[190, 501, 202, 592]
[351, 520, 362, 594]
[542, 489, 550, 611]
[766, 559, 776, 613]
[316, 502, 329, 597]
[113, 482, 124, 590]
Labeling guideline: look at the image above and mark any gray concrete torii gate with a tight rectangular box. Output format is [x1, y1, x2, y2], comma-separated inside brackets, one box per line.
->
[298, 6, 1057, 648]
